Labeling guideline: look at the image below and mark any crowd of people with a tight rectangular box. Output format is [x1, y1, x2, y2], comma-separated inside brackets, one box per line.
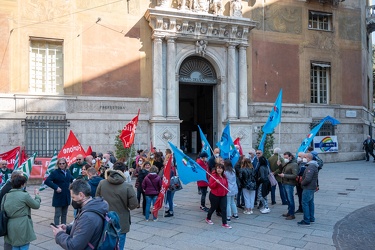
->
[0, 145, 322, 249]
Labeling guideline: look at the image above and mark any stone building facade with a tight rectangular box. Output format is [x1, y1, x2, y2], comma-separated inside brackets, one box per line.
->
[0, 0, 372, 162]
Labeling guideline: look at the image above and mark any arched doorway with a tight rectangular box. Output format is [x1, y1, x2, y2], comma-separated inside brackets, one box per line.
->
[179, 56, 217, 154]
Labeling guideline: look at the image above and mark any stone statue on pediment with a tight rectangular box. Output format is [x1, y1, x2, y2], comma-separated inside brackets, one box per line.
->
[231, 0, 242, 17]
[157, 0, 171, 8]
[195, 0, 209, 13]
[210, 0, 223, 16]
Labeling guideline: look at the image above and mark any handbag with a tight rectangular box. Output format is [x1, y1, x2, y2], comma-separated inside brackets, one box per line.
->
[268, 172, 277, 187]
[169, 176, 183, 191]
[0, 194, 8, 237]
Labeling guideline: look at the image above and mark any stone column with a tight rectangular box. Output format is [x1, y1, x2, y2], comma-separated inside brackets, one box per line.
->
[227, 43, 237, 119]
[152, 35, 164, 118]
[238, 44, 248, 119]
[166, 36, 177, 118]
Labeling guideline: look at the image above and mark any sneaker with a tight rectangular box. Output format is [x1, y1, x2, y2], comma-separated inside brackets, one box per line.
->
[205, 218, 214, 225]
[153, 218, 158, 222]
[310, 220, 315, 223]
[227, 218, 231, 222]
[165, 212, 174, 217]
[260, 208, 270, 214]
[249, 210, 253, 214]
[200, 206, 209, 212]
[297, 220, 311, 226]
[222, 224, 232, 229]
[145, 219, 149, 222]
[233, 215, 239, 219]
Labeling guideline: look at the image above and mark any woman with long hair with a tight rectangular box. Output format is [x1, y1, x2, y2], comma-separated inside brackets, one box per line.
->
[240, 158, 257, 214]
[205, 163, 231, 229]
[224, 159, 238, 221]
[257, 156, 272, 214]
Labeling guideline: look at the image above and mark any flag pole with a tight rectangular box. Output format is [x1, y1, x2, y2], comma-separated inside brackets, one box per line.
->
[204, 169, 231, 193]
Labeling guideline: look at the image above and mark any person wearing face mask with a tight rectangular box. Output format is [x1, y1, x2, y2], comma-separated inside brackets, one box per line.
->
[269, 148, 287, 205]
[53, 179, 109, 250]
[208, 148, 220, 173]
[136, 161, 151, 216]
[295, 152, 307, 214]
[45, 158, 74, 226]
[196, 152, 210, 212]
[278, 152, 299, 220]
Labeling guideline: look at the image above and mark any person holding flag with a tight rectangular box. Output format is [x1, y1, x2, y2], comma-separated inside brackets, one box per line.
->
[196, 152, 210, 212]
[205, 163, 231, 229]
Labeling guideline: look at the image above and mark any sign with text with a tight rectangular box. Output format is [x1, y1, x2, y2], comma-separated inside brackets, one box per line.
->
[313, 135, 338, 153]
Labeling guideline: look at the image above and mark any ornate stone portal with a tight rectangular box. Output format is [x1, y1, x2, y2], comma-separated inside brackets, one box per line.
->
[145, 5, 257, 151]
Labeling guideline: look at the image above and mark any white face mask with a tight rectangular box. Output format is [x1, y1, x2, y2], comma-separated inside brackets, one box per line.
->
[138, 161, 143, 165]
[91, 159, 96, 164]
[284, 159, 289, 164]
[302, 158, 308, 163]
[297, 157, 302, 163]
[214, 153, 219, 157]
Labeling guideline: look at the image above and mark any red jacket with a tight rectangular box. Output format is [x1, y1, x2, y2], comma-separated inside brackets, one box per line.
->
[208, 172, 228, 197]
[196, 158, 209, 187]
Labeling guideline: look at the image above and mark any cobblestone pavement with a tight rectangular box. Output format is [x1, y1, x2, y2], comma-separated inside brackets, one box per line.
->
[333, 204, 375, 250]
[0, 160, 374, 249]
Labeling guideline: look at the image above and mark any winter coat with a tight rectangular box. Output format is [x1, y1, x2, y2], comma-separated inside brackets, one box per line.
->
[208, 172, 228, 197]
[301, 161, 319, 190]
[224, 169, 238, 196]
[55, 197, 108, 250]
[196, 158, 209, 187]
[136, 169, 149, 190]
[142, 173, 162, 196]
[268, 154, 284, 182]
[88, 176, 103, 197]
[239, 167, 256, 190]
[281, 160, 299, 186]
[45, 168, 73, 207]
[258, 164, 271, 197]
[2, 188, 41, 247]
[96, 169, 138, 233]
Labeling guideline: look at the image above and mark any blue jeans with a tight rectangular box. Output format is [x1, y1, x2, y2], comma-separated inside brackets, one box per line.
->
[257, 184, 268, 208]
[226, 195, 238, 217]
[145, 195, 157, 220]
[119, 233, 126, 250]
[166, 190, 175, 213]
[302, 189, 315, 223]
[284, 184, 295, 216]
[12, 244, 30, 250]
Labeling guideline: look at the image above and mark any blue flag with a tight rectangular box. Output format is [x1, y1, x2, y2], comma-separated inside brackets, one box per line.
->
[229, 143, 240, 167]
[216, 122, 231, 159]
[168, 142, 208, 185]
[258, 133, 267, 152]
[198, 125, 212, 158]
[296, 116, 340, 155]
[262, 89, 283, 134]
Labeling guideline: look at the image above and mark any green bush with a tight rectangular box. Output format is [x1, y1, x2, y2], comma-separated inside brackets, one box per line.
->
[114, 130, 136, 167]
[254, 128, 275, 159]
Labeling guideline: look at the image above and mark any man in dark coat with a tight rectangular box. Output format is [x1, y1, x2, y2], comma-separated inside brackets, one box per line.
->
[52, 179, 108, 250]
[45, 158, 74, 225]
[363, 135, 375, 161]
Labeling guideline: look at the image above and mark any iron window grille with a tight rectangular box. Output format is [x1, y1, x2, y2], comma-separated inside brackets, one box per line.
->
[23, 116, 69, 157]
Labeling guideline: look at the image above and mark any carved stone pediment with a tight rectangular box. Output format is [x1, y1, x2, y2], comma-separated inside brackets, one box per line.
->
[144, 8, 258, 45]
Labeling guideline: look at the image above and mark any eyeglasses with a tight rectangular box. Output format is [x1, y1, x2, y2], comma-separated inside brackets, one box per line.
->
[76, 159, 82, 161]
[58, 163, 66, 165]
[1, 164, 7, 166]
[256, 153, 261, 155]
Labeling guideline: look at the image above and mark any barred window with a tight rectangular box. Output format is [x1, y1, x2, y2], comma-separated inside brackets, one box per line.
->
[23, 116, 69, 157]
[311, 62, 330, 104]
[308, 11, 332, 31]
[29, 38, 64, 94]
[311, 119, 335, 136]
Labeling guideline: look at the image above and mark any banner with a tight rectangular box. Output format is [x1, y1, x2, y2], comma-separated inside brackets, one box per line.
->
[120, 110, 140, 148]
[198, 125, 212, 158]
[16, 152, 37, 180]
[0, 147, 24, 170]
[297, 116, 340, 155]
[57, 131, 86, 166]
[168, 142, 208, 185]
[152, 156, 171, 218]
[313, 135, 338, 153]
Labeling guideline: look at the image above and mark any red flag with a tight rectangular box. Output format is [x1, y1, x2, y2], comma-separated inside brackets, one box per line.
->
[153, 156, 171, 218]
[0, 147, 20, 170]
[233, 137, 243, 156]
[57, 131, 86, 166]
[120, 110, 140, 148]
[86, 146, 93, 156]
